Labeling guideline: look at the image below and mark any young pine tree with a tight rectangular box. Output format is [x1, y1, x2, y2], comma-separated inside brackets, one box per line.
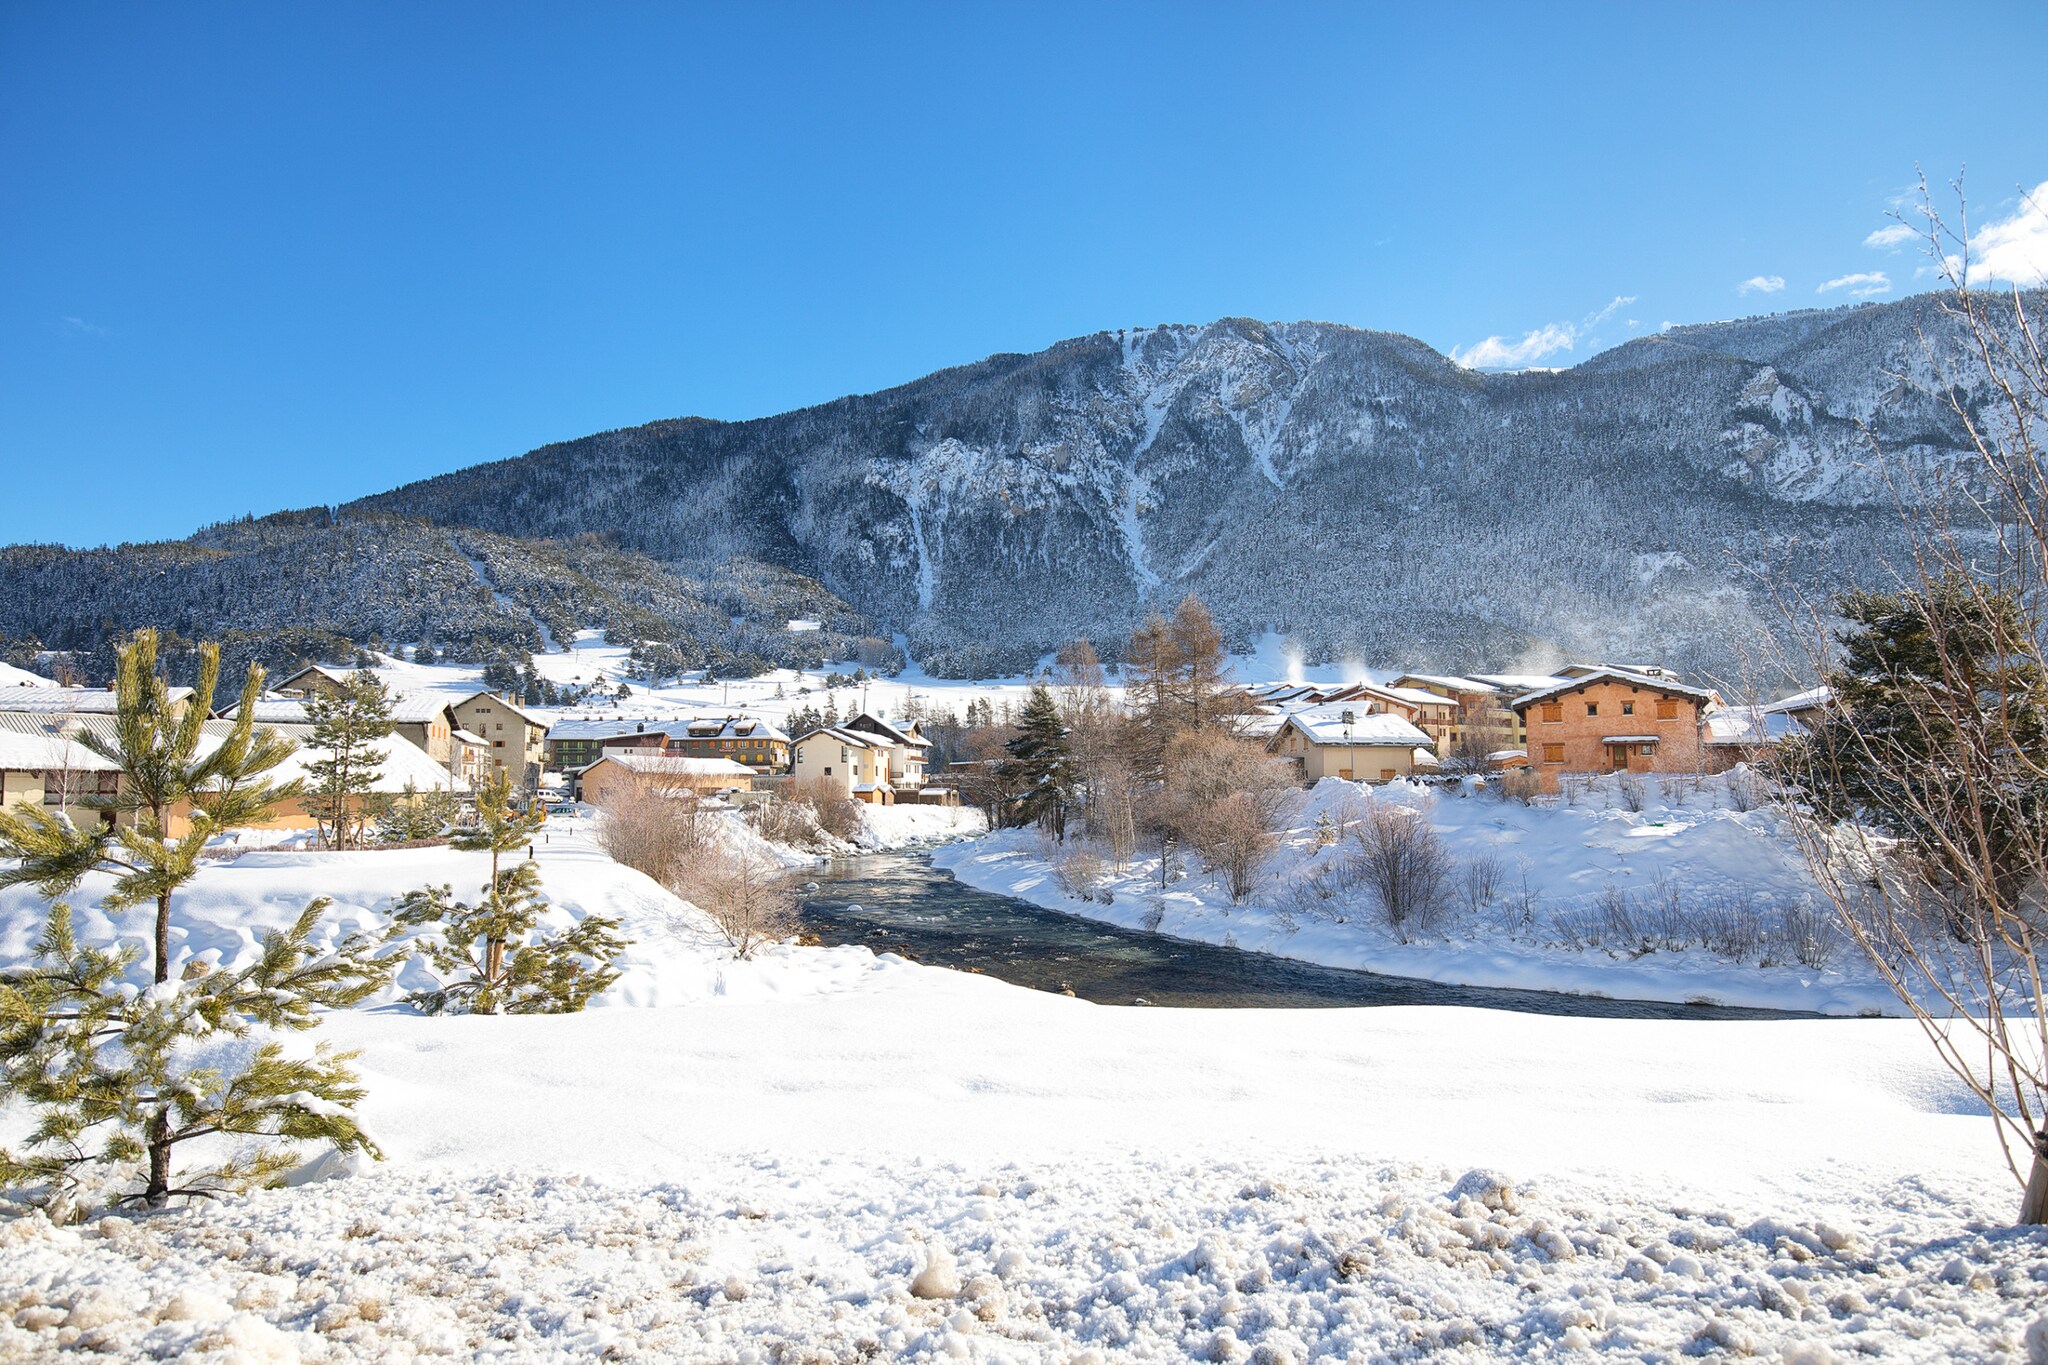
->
[0, 630, 395, 1213]
[303, 667, 396, 850]
[394, 769, 626, 1013]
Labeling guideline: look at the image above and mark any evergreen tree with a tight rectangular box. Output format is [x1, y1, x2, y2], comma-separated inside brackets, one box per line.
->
[376, 781, 456, 843]
[0, 630, 393, 1212]
[998, 683, 1076, 839]
[1778, 574, 2048, 917]
[303, 668, 395, 850]
[394, 771, 624, 1013]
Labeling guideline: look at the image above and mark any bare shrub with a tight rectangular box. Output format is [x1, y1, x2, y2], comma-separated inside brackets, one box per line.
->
[1726, 767, 1766, 813]
[596, 785, 713, 885]
[788, 778, 864, 843]
[1050, 842, 1108, 902]
[682, 845, 801, 959]
[1460, 851, 1504, 916]
[1615, 772, 1647, 813]
[1187, 791, 1275, 904]
[1349, 803, 1451, 940]
[1496, 769, 1539, 805]
[1559, 772, 1593, 807]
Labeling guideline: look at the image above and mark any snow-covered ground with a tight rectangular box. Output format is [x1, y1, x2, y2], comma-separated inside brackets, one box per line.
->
[1, 814, 2043, 1359]
[935, 774, 1896, 1016]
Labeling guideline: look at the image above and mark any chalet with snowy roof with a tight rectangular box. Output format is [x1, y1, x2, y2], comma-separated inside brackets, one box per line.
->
[1390, 674, 1526, 756]
[0, 685, 196, 719]
[1510, 668, 1717, 792]
[1263, 704, 1435, 784]
[0, 714, 122, 830]
[791, 725, 894, 803]
[222, 691, 461, 776]
[664, 715, 792, 773]
[272, 664, 350, 699]
[843, 712, 930, 792]
[1763, 686, 1832, 732]
[1700, 703, 1804, 771]
[452, 691, 548, 788]
[573, 751, 755, 807]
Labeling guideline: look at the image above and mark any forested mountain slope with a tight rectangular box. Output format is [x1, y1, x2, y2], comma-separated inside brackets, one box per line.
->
[3, 293, 2027, 682]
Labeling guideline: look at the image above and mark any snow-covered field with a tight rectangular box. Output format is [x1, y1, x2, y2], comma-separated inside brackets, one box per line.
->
[935, 774, 1894, 1016]
[4, 648, 2044, 1360]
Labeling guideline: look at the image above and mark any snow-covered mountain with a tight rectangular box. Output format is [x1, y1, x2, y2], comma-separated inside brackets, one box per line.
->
[352, 293, 2026, 679]
[0, 294, 2025, 683]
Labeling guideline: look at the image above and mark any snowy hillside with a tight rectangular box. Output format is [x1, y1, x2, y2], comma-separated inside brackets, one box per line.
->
[350, 294, 2038, 680]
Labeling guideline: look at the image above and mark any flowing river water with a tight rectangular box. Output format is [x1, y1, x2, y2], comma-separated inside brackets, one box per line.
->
[797, 854, 1820, 1019]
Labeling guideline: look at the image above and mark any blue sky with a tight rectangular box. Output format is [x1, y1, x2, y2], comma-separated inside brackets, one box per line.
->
[4, 2, 2044, 548]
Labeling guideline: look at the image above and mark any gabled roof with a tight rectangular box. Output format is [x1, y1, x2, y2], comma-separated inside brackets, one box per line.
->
[221, 691, 451, 725]
[1764, 686, 1832, 715]
[0, 685, 194, 715]
[582, 751, 755, 779]
[795, 725, 880, 749]
[194, 721, 454, 792]
[1702, 704, 1804, 747]
[274, 664, 347, 691]
[1267, 705, 1433, 748]
[547, 716, 666, 741]
[673, 714, 792, 745]
[1391, 673, 1499, 696]
[452, 691, 547, 729]
[1467, 673, 1567, 693]
[0, 714, 120, 772]
[1510, 669, 1716, 711]
[846, 712, 929, 749]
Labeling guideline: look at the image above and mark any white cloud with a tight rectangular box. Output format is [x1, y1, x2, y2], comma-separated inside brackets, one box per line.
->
[57, 315, 108, 336]
[1817, 271, 1891, 298]
[1584, 295, 1636, 327]
[1737, 275, 1785, 295]
[1450, 322, 1577, 371]
[1864, 223, 1916, 249]
[1970, 181, 2048, 287]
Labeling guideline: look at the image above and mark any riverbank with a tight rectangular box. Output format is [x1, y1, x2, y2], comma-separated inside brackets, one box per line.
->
[3, 820, 2037, 1360]
[933, 776, 1898, 1017]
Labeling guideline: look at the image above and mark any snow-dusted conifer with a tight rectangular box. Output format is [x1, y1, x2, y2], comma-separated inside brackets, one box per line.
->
[0, 629, 394, 1213]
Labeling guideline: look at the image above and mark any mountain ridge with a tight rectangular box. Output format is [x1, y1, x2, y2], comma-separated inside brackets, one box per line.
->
[3, 294, 2029, 683]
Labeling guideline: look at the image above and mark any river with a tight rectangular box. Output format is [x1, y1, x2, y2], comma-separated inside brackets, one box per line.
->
[797, 854, 1820, 1019]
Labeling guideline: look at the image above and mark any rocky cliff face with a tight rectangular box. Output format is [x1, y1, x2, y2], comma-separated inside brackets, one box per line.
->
[351, 293, 2023, 679]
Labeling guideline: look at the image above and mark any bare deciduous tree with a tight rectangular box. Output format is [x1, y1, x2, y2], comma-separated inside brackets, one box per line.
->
[1349, 802, 1452, 940]
[1768, 175, 2048, 1223]
[686, 846, 801, 959]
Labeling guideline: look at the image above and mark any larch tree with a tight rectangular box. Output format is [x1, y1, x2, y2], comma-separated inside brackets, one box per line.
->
[0, 629, 395, 1214]
[303, 667, 396, 850]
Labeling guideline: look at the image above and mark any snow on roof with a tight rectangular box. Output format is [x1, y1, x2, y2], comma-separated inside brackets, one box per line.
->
[451, 729, 489, 747]
[0, 661, 54, 688]
[1764, 686, 1832, 715]
[847, 713, 929, 749]
[787, 619, 822, 632]
[1509, 669, 1716, 709]
[1392, 673, 1499, 695]
[0, 685, 195, 715]
[1703, 705, 1803, 747]
[674, 715, 793, 745]
[1467, 673, 1566, 693]
[797, 725, 880, 749]
[1360, 682, 1460, 710]
[1601, 734, 1664, 744]
[222, 692, 450, 725]
[587, 752, 755, 778]
[194, 721, 454, 792]
[548, 716, 666, 741]
[1272, 705, 1433, 747]
[0, 720, 120, 772]
[1237, 711, 1289, 738]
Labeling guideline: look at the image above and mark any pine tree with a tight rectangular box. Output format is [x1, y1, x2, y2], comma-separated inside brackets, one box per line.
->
[394, 772, 625, 1013]
[0, 630, 394, 1213]
[376, 781, 456, 843]
[1779, 574, 2048, 917]
[303, 668, 395, 850]
[998, 683, 1075, 839]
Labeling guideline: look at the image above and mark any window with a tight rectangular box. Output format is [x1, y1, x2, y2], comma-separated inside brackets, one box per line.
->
[1621, 701, 1634, 716]
[1656, 699, 1678, 720]
[824, 766, 833, 776]
[1586, 702, 1598, 717]
[494, 740, 504, 749]
[1541, 703, 1563, 723]
[1543, 744, 1565, 763]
